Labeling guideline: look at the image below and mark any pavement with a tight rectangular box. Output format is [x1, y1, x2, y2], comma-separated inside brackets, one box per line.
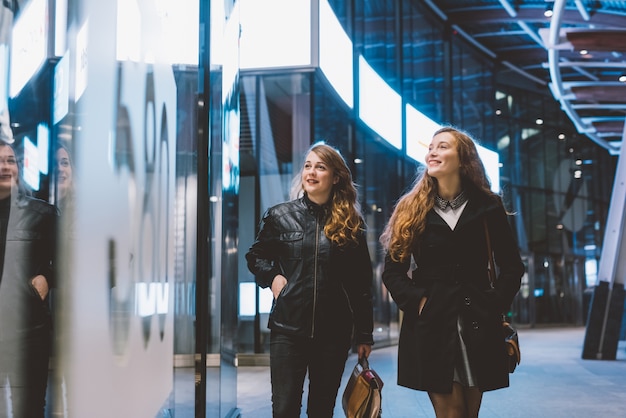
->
[236, 326, 626, 417]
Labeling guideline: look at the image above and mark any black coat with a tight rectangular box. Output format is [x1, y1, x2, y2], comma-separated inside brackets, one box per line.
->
[382, 189, 524, 393]
[246, 195, 374, 344]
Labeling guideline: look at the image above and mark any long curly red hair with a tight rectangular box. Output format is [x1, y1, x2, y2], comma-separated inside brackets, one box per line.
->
[379, 126, 496, 262]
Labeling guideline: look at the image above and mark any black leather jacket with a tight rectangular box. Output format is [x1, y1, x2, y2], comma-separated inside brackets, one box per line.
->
[246, 195, 374, 344]
[0, 192, 57, 340]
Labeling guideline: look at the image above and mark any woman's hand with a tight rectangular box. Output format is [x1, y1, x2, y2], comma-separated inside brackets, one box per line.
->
[31, 275, 49, 300]
[357, 343, 372, 360]
[271, 275, 288, 299]
[418, 296, 427, 315]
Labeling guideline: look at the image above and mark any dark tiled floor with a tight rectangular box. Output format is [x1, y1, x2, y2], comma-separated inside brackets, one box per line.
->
[237, 326, 626, 417]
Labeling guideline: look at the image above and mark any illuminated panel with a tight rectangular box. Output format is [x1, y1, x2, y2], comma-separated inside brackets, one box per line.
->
[23, 135, 40, 191]
[478, 145, 500, 194]
[222, 2, 239, 102]
[75, 20, 88, 101]
[406, 103, 500, 193]
[222, 3, 241, 192]
[53, 52, 70, 124]
[358, 56, 401, 149]
[239, 282, 256, 316]
[157, 0, 199, 65]
[37, 123, 49, 175]
[318, 0, 353, 108]
[238, 283, 273, 316]
[406, 104, 441, 162]
[0, 45, 7, 110]
[116, 0, 141, 62]
[9, 0, 47, 98]
[210, 0, 227, 65]
[116, 0, 199, 65]
[136, 283, 169, 317]
[55, 0, 68, 56]
[259, 287, 273, 314]
[239, 0, 311, 69]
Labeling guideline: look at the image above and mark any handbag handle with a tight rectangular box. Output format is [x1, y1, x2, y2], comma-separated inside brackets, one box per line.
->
[358, 356, 370, 370]
[483, 217, 496, 286]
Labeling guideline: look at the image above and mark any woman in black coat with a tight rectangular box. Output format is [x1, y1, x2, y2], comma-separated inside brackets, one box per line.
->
[380, 127, 524, 418]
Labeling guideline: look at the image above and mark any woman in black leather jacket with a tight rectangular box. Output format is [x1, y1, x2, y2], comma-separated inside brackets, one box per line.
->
[0, 142, 57, 417]
[246, 142, 374, 418]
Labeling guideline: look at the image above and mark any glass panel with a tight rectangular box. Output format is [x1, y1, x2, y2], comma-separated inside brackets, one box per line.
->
[0, 0, 215, 416]
[401, 0, 444, 123]
[358, 131, 409, 344]
[238, 72, 313, 355]
[354, 0, 398, 87]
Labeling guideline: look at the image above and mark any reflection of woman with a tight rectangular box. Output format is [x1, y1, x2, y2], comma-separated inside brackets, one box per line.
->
[50, 143, 74, 417]
[380, 127, 524, 418]
[246, 142, 374, 417]
[0, 142, 57, 417]
[55, 144, 74, 213]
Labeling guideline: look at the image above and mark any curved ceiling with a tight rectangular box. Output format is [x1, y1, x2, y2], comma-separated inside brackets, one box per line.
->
[423, 0, 626, 155]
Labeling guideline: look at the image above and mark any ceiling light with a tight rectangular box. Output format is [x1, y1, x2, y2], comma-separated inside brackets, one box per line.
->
[619, 75, 626, 82]
[535, 118, 544, 125]
[579, 49, 588, 55]
[544, 3, 554, 17]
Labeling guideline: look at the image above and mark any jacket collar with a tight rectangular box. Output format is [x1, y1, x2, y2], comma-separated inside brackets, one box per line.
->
[428, 185, 501, 230]
[301, 194, 331, 219]
[434, 190, 468, 210]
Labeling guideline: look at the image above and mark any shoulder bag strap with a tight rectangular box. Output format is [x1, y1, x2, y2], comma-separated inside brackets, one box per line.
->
[483, 217, 496, 287]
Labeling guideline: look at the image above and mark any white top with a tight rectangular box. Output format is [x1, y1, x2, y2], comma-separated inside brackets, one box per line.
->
[434, 200, 468, 230]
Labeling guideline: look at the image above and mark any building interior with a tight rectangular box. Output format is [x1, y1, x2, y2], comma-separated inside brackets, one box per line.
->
[1, 0, 625, 416]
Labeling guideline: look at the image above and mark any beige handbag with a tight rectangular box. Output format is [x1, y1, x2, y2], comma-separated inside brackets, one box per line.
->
[342, 357, 383, 418]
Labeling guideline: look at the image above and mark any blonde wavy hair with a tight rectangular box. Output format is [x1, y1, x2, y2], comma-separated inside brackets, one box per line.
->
[291, 142, 363, 247]
[379, 126, 497, 262]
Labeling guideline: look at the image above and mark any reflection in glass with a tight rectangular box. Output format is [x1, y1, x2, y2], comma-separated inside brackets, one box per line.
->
[0, 142, 57, 417]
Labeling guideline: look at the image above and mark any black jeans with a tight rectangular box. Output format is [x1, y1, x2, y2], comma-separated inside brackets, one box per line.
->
[270, 331, 351, 418]
[0, 326, 51, 418]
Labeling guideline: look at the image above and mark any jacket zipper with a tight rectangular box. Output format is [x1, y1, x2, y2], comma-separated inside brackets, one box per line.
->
[311, 216, 320, 338]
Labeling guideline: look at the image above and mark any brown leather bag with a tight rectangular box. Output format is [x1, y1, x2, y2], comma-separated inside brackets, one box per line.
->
[342, 357, 383, 418]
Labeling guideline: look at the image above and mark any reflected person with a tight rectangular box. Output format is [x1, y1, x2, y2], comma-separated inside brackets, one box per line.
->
[0, 142, 58, 417]
[47, 143, 75, 417]
[55, 144, 74, 215]
[55, 143, 75, 241]
[246, 142, 374, 418]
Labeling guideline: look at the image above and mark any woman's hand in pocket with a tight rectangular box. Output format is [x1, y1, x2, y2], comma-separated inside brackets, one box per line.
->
[271, 275, 287, 299]
[31, 275, 49, 301]
[418, 296, 427, 315]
